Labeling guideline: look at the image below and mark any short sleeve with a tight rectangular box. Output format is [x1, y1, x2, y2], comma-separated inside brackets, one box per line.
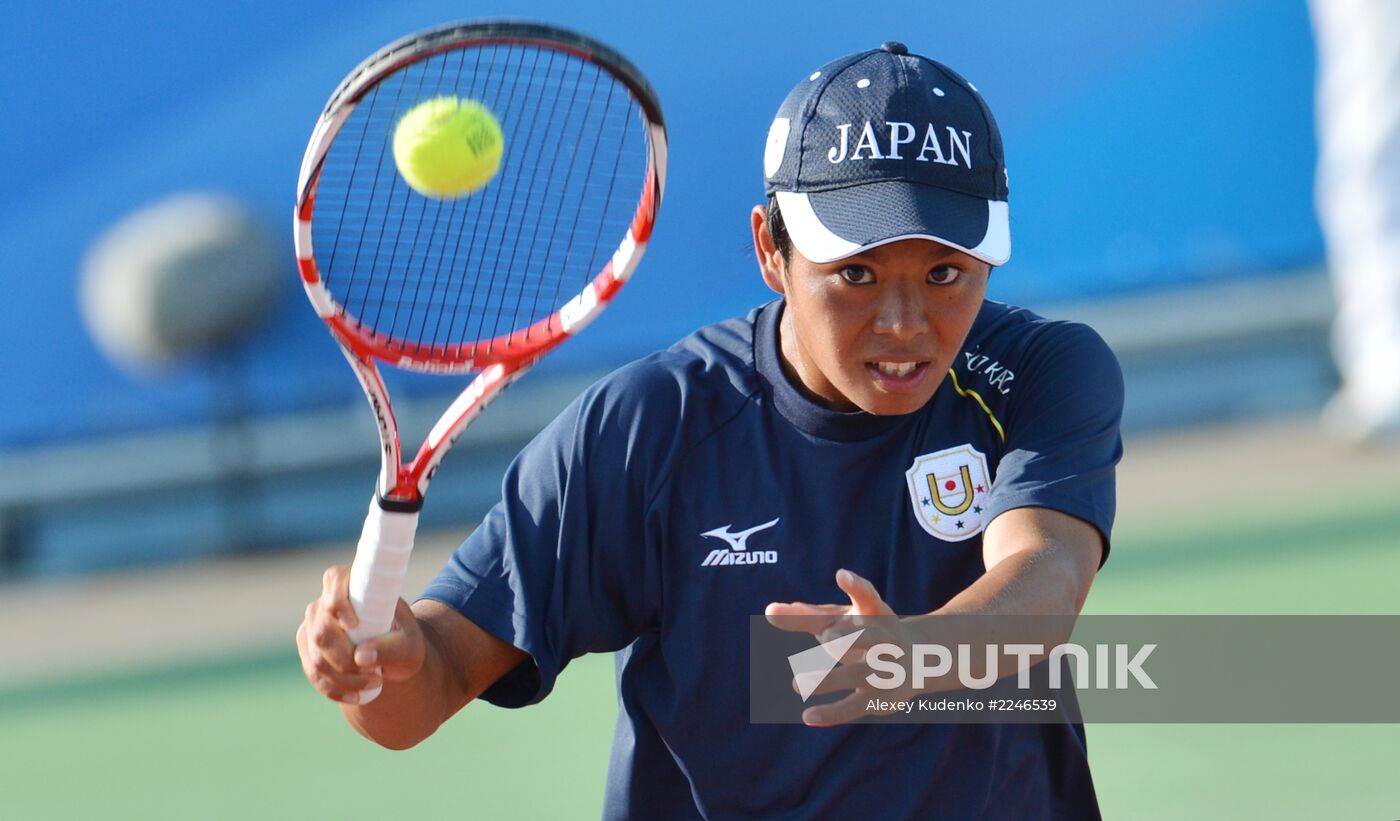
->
[983, 323, 1124, 563]
[418, 365, 675, 707]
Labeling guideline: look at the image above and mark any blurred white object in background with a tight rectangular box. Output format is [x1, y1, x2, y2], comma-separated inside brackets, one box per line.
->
[78, 192, 281, 373]
[1311, 0, 1400, 441]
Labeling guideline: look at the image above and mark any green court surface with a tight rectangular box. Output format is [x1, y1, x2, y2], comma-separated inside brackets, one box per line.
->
[1083, 490, 1400, 820]
[2, 484, 1397, 819]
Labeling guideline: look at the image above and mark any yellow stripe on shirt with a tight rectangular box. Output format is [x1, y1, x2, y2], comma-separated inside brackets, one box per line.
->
[947, 368, 1006, 443]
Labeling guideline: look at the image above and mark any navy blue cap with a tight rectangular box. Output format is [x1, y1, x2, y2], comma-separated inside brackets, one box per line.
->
[763, 45, 1010, 265]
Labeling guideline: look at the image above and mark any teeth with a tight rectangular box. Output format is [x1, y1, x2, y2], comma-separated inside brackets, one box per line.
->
[875, 362, 919, 377]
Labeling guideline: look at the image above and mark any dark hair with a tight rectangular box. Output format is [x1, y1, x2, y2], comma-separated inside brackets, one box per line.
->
[766, 195, 792, 261]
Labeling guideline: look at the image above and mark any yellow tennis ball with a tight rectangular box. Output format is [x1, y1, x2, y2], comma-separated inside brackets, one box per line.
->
[392, 96, 504, 198]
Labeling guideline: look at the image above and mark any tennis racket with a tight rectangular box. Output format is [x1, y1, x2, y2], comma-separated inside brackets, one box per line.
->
[294, 20, 666, 702]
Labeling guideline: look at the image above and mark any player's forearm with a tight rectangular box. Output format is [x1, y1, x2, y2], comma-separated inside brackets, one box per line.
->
[340, 621, 461, 750]
[935, 542, 1089, 620]
[886, 547, 1088, 697]
[931, 507, 1102, 622]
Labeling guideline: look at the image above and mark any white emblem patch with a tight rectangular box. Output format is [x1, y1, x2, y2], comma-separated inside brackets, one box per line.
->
[764, 117, 790, 179]
[905, 445, 992, 542]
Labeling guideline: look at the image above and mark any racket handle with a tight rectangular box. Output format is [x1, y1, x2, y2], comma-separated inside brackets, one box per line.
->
[347, 495, 421, 704]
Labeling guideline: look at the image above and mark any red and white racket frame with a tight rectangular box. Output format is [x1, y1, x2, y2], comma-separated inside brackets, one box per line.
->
[293, 21, 666, 699]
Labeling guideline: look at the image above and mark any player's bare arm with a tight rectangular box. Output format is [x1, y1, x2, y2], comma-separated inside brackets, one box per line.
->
[296, 567, 526, 750]
[945, 505, 1103, 617]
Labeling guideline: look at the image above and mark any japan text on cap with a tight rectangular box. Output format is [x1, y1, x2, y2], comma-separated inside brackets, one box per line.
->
[763, 42, 1010, 266]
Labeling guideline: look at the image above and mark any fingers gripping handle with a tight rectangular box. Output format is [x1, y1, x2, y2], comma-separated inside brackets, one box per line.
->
[347, 496, 420, 703]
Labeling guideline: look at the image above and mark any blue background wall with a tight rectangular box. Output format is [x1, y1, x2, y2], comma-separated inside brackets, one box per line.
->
[0, 0, 1320, 446]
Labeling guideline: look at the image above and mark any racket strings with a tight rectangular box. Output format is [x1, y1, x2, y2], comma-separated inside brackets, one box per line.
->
[314, 43, 650, 356]
[490, 45, 571, 344]
[371, 49, 441, 337]
[532, 66, 616, 348]
[400, 41, 515, 348]
[458, 44, 555, 351]
[431, 44, 510, 349]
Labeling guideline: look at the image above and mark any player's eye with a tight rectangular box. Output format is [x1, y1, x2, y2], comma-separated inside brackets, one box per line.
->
[927, 265, 962, 286]
[839, 266, 875, 285]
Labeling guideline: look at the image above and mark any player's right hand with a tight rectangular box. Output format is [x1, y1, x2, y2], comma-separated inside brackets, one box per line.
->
[296, 565, 426, 704]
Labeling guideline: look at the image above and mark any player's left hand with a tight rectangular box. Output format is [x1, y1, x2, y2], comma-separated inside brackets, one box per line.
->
[765, 569, 916, 727]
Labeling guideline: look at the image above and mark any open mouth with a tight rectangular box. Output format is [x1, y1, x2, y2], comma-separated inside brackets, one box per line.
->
[865, 360, 931, 389]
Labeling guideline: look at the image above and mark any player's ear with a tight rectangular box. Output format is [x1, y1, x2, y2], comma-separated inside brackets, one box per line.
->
[751, 205, 787, 295]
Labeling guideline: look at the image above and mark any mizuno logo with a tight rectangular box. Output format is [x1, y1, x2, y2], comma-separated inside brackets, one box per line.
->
[701, 518, 780, 550]
[700, 517, 780, 567]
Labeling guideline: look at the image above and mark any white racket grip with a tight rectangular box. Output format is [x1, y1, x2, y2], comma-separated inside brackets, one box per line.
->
[347, 497, 420, 703]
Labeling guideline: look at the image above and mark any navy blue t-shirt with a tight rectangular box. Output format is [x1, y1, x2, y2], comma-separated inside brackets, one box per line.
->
[422, 298, 1124, 820]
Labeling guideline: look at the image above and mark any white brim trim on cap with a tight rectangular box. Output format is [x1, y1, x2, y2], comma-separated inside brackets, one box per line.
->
[774, 191, 1010, 267]
[774, 190, 861, 261]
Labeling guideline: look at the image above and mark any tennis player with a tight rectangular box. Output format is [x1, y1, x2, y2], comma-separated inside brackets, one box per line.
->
[298, 42, 1122, 819]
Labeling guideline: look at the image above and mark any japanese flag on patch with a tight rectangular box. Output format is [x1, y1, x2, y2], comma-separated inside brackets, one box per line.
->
[905, 444, 992, 542]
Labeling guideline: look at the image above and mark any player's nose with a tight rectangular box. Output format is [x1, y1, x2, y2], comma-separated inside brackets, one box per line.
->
[871, 283, 929, 341]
